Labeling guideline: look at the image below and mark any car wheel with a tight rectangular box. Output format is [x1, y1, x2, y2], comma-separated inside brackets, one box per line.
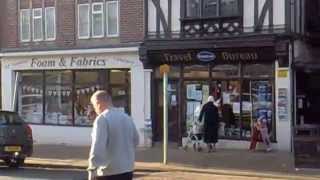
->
[5, 158, 25, 168]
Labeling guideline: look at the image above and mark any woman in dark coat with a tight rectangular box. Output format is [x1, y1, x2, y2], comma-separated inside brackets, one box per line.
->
[198, 96, 219, 152]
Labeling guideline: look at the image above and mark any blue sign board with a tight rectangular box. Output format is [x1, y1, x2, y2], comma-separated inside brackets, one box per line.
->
[197, 51, 216, 62]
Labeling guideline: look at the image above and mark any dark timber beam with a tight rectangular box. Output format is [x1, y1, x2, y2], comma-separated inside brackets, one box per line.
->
[254, 0, 274, 31]
[151, 0, 170, 37]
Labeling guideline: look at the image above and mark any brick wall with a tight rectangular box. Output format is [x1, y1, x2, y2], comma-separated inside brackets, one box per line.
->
[120, 0, 144, 43]
[1, 0, 144, 51]
[0, 0, 4, 48]
[56, 0, 76, 47]
[4, 0, 19, 48]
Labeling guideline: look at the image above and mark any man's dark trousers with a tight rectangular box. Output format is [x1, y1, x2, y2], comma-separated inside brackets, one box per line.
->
[95, 172, 133, 180]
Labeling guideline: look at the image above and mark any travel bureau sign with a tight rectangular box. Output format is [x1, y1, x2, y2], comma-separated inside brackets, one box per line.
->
[155, 47, 275, 64]
[30, 56, 134, 68]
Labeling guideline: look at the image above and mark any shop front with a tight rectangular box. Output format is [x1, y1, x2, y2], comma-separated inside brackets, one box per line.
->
[293, 41, 320, 168]
[1, 48, 151, 147]
[142, 40, 292, 151]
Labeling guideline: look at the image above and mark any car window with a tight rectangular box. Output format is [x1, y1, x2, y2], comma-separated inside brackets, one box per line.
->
[0, 113, 23, 125]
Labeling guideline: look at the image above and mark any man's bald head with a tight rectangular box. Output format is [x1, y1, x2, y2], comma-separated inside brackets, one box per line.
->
[90, 90, 113, 115]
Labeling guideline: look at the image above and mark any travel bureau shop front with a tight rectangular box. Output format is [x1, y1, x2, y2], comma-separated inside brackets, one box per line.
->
[142, 45, 292, 151]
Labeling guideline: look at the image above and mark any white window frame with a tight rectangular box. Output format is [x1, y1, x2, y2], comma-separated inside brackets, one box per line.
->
[20, 9, 31, 42]
[106, 1, 119, 37]
[91, 2, 104, 38]
[78, 4, 90, 39]
[45, 7, 56, 41]
[32, 8, 44, 41]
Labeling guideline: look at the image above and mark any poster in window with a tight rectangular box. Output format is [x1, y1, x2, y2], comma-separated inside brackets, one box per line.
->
[250, 81, 273, 124]
[278, 88, 288, 121]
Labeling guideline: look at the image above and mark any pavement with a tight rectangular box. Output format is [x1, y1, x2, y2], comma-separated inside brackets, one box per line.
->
[20, 144, 320, 180]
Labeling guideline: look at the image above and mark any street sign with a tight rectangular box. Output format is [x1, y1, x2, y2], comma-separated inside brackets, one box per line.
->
[160, 64, 170, 75]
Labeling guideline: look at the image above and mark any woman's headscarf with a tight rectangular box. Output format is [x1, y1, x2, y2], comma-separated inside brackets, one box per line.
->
[207, 96, 214, 102]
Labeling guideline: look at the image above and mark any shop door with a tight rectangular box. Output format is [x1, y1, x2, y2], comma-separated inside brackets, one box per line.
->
[184, 81, 210, 136]
[155, 81, 180, 142]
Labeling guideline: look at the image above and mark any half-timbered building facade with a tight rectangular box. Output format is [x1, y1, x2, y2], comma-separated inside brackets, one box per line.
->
[140, 0, 294, 151]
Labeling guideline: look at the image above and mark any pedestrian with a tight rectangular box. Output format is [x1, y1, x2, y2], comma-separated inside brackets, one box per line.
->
[249, 120, 261, 151]
[87, 90, 139, 180]
[257, 116, 272, 152]
[198, 96, 219, 153]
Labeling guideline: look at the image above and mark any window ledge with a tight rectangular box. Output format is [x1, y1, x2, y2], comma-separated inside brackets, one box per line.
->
[181, 16, 242, 22]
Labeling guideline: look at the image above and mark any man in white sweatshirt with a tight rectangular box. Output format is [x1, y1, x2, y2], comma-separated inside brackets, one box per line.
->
[88, 90, 139, 180]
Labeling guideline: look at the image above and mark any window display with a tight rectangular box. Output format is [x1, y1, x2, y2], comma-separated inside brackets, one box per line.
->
[17, 69, 131, 126]
[212, 80, 241, 139]
[110, 70, 131, 113]
[241, 80, 273, 139]
[45, 84, 73, 125]
[75, 71, 106, 126]
[18, 72, 43, 124]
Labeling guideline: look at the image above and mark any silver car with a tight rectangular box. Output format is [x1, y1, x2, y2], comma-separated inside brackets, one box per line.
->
[0, 111, 33, 168]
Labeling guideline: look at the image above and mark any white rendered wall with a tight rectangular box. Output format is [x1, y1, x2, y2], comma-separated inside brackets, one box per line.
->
[275, 63, 292, 151]
[171, 0, 181, 32]
[1, 50, 147, 147]
[148, 0, 180, 33]
[243, 0, 285, 29]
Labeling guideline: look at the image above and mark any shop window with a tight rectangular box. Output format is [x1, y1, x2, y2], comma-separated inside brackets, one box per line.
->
[109, 70, 131, 113]
[243, 64, 274, 78]
[241, 80, 275, 140]
[17, 69, 131, 127]
[45, 84, 73, 125]
[212, 64, 239, 78]
[74, 70, 106, 126]
[45, 71, 73, 84]
[184, 65, 210, 79]
[212, 80, 241, 139]
[18, 72, 44, 124]
[110, 70, 127, 84]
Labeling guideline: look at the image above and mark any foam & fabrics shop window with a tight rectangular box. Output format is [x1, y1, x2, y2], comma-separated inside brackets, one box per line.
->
[17, 70, 130, 126]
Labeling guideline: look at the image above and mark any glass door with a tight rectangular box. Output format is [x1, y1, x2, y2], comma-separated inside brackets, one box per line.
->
[184, 81, 210, 136]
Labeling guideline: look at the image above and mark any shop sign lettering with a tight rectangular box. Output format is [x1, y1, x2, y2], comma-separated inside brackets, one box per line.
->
[31, 58, 56, 68]
[30, 56, 134, 68]
[163, 53, 193, 63]
[221, 52, 259, 61]
[157, 50, 268, 64]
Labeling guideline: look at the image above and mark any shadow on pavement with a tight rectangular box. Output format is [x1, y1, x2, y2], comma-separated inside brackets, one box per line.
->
[0, 165, 87, 180]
